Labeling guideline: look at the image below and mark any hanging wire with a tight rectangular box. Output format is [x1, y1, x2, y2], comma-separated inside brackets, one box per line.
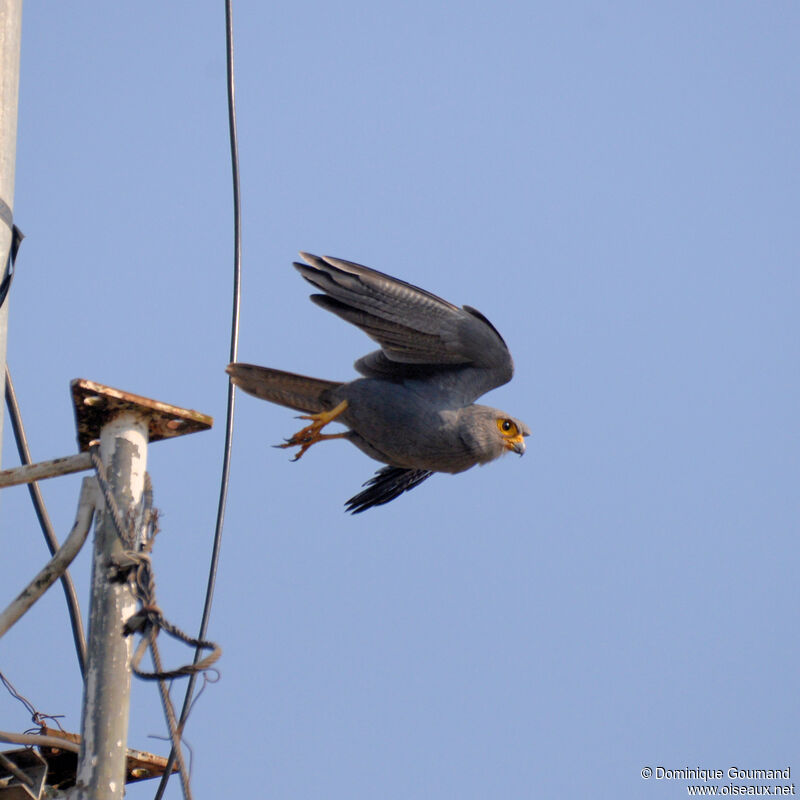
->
[0, 669, 65, 731]
[154, 0, 241, 795]
[4, 366, 87, 677]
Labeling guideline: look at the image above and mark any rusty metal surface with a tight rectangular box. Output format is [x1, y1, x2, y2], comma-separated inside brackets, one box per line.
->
[71, 379, 213, 451]
[0, 748, 47, 799]
[27, 728, 177, 789]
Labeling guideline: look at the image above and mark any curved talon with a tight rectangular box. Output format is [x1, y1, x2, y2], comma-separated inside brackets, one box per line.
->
[277, 399, 349, 461]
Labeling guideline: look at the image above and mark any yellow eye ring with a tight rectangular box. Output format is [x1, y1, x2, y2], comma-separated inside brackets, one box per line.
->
[497, 418, 518, 437]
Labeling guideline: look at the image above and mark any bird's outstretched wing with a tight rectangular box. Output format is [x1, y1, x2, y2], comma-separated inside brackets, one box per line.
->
[345, 465, 434, 514]
[295, 253, 514, 403]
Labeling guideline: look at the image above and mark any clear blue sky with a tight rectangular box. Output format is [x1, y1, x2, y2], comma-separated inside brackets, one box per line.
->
[1, 2, 798, 798]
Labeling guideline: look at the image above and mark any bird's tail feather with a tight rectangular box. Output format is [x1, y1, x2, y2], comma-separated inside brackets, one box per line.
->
[226, 363, 342, 413]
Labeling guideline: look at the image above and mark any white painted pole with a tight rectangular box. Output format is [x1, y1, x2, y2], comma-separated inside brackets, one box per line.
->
[74, 413, 148, 800]
[0, 0, 22, 469]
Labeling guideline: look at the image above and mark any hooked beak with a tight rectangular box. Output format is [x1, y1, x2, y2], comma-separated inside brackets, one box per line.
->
[505, 434, 526, 456]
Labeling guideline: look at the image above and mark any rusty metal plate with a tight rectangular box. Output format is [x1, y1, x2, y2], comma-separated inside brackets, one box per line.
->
[0, 748, 47, 799]
[71, 379, 213, 451]
[31, 728, 178, 789]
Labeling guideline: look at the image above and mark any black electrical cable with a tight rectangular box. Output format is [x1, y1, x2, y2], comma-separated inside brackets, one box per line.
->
[153, 0, 241, 795]
[4, 366, 87, 678]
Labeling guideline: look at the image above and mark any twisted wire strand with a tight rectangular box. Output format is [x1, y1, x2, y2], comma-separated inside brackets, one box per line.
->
[88, 443, 135, 547]
[0, 670, 65, 731]
[88, 451, 222, 682]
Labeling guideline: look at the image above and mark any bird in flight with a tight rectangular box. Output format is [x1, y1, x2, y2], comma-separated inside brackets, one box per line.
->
[227, 253, 529, 512]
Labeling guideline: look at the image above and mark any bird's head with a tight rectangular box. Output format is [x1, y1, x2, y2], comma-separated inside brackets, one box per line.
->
[495, 415, 529, 456]
[460, 405, 530, 464]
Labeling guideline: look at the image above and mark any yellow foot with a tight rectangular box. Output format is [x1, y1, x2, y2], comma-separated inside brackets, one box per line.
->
[275, 399, 349, 461]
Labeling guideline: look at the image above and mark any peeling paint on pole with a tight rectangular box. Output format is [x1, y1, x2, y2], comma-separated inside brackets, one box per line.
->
[74, 412, 148, 800]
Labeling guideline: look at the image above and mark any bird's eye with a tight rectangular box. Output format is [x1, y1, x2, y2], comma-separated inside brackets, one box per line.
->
[497, 418, 518, 437]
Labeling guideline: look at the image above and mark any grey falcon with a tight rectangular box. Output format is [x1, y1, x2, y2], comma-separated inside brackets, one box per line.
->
[226, 253, 530, 512]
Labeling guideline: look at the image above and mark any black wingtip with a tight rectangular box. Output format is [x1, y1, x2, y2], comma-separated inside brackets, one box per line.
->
[345, 466, 434, 514]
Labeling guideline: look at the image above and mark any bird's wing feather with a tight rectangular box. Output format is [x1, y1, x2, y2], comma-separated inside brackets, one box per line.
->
[345, 466, 434, 513]
[295, 253, 514, 400]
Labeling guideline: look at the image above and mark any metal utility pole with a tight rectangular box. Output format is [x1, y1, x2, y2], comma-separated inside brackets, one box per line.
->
[0, 0, 22, 465]
[68, 380, 212, 800]
[0, 379, 211, 794]
[75, 413, 147, 800]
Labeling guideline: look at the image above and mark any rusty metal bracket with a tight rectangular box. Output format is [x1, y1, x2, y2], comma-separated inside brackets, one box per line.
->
[0, 748, 47, 800]
[0, 381, 213, 490]
[71, 379, 213, 452]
